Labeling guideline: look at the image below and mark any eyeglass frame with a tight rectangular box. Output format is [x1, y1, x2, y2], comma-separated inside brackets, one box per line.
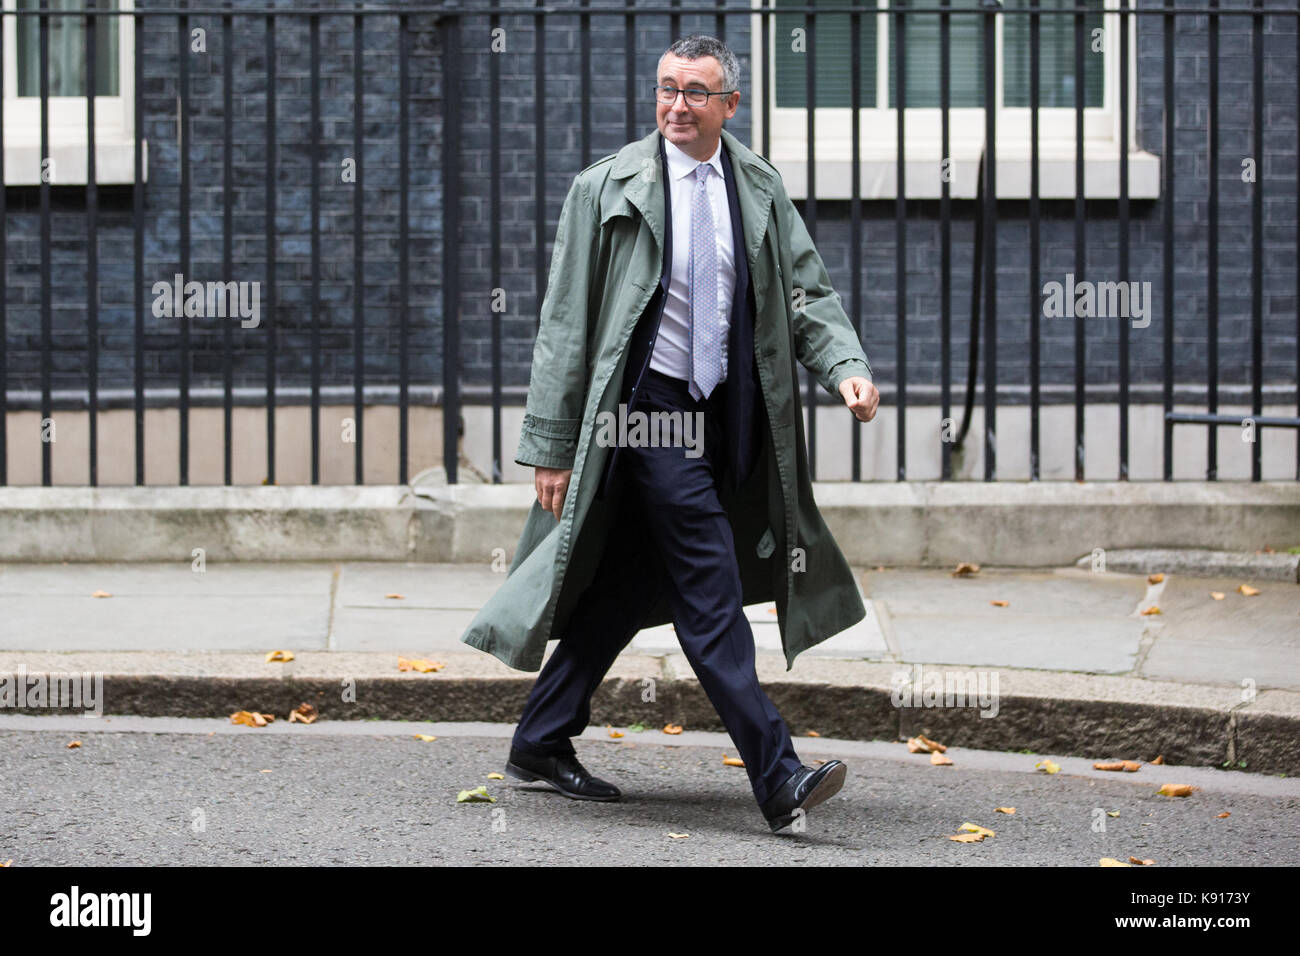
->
[653, 84, 738, 108]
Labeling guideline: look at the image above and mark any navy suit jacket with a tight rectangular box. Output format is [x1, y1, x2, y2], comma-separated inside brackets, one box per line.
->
[596, 132, 763, 501]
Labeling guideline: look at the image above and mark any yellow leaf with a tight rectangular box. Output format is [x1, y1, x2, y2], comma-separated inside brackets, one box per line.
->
[1035, 759, 1061, 774]
[265, 649, 294, 662]
[487, 772, 504, 780]
[990, 599, 1009, 607]
[1128, 856, 1156, 866]
[959, 822, 995, 838]
[457, 786, 495, 803]
[91, 590, 112, 598]
[66, 740, 81, 749]
[930, 752, 953, 766]
[230, 710, 268, 727]
[994, 807, 1016, 814]
[1147, 572, 1165, 584]
[412, 734, 437, 742]
[1210, 591, 1225, 600]
[385, 592, 405, 600]
[1140, 605, 1161, 616]
[0, 860, 11, 866]
[948, 832, 986, 842]
[806, 730, 821, 737]
[722, 754, 745, 767]
[606, 725, 624, 739]
[1157, 783, 1198, 797]
[398, 657, 444, 673]
[1100, 858, 1133, 867]
[1238, 584, 1261, 596]
[1106, 811, 1121, 817]
[667, 832, 690, 839]
[663, 723, 683, 735]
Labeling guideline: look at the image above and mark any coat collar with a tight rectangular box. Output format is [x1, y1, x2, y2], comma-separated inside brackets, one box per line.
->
[609, 126, 777, 278]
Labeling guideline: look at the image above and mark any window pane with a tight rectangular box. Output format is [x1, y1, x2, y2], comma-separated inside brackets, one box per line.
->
[774, 0, 877, 108]
[887, 1, 986, 107]
[1004, 0, 1105, 108]
[18, 0, 120, 98]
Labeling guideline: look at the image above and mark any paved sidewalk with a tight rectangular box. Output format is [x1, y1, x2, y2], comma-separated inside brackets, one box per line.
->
[0, 560, 1296, 773]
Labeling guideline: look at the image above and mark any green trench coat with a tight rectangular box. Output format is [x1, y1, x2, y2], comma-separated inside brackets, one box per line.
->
[459, 126, 874, 673]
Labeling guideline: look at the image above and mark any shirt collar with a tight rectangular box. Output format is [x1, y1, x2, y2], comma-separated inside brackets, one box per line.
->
[664, 133, 725, 185]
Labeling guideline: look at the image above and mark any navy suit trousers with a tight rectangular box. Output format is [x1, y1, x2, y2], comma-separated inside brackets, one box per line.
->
[511, 367, 804, 806]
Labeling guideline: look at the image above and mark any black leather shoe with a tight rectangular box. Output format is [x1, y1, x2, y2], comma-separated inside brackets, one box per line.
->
[759, 760, 847, 832]
[504, 745, 622, 801]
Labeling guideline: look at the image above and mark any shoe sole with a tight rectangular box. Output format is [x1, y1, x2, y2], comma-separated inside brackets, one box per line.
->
[504, 761, 622, 802]
[768, 762, 848, 832]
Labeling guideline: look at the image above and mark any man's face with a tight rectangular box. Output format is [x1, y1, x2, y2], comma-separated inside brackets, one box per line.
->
[655, 52, 739, 161]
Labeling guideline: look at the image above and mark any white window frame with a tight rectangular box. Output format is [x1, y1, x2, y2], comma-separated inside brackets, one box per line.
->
[2, 0, 147, 185]
[751, 0, 1160, 200]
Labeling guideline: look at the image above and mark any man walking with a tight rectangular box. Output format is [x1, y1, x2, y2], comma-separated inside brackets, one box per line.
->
[461, 35, 879, 833]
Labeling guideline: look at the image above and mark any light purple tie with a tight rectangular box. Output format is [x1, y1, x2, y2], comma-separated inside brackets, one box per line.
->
[688, 162, 722, 401]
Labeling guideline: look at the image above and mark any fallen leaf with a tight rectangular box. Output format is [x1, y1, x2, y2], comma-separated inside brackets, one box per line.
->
[397, 657, 445, 673]
[1140, 605, 1161, 616]
[265, 649, 294, 663]
[1210, 591, 1225, 600]
[606, 725, 624, 739]
[1128, 856, 1156, 866]
[806, 730, 821, 737]
[667, 832, 690, 839]
[1151, 755, 1165, 765]
[1216, 812, 1230, 818]
[66, 740, 81, 749]
[990, 599, 1009, 607]
[952, 562, 980, 576]
[1093, 760, 1142, 772]
[959, 822, 995, 838]
[230, 710, 273, 727]
[487, 772, 504, 780]
[456, 786, 495, 803]
[1100, 858, 1133, 867]
[412, 734, 437, 742]
[948, 832, 986, 843]
[994, 807, 1016, 814]
[931, 752, 953, 766]
[907, 734, 947, 754]
[722, 754, 745, 767]
[1157, 783, 1198, 798]
[259, 769, 272, 773]
[0, 860, 11, 867]
[1106, 811, 1121, 818]
[1147, 572, 1165, 584]
[812, 759, 827, 766]
[1238, 584, 1261, 596]
[1035, 759, 1061, 774]
[91, 590, 112, 598]
[663, 723, 683, 735]
[288, 703, 318, 724]
[385, 593, 405, 599]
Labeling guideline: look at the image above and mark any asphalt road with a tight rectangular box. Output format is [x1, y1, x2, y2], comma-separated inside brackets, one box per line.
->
[2, 717, 1297, 866]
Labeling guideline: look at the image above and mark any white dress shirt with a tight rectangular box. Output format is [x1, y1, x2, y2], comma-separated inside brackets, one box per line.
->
[648, 135, 737, 384]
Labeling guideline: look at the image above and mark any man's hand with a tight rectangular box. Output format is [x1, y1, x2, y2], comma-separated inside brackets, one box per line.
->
[535, 465, 573, 521]
[838, 376, 879, 422]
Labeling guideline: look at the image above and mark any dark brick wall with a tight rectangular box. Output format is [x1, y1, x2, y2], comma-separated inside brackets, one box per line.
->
[3, 0, 1297, 406]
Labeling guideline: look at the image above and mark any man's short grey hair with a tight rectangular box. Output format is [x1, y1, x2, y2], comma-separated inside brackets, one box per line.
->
[660, 34, 741, 95]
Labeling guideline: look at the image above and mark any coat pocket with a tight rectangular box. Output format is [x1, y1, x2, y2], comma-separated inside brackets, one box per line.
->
[755, 526, 776, 559]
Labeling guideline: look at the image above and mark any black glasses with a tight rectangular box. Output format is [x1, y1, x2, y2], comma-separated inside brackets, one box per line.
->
[653, 84, 736, 107]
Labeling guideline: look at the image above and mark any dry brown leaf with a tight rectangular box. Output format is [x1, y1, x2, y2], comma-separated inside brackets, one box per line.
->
[930, 752, 953, 766]
[397, 657, 444, 673]
[230, 710, 271, 727]
[91, 590, 112, 598]
[1140, 605, 1162, 616]
[1093, 760, 1142, 772]
[1151, 754, 1165, 765]
[385, 592, 405, 600]
[1147, 572, 1165, 584]
[948, 832, 986, 843]
[66, 740, 81, 749]
[806, 730, 821, 737]
[994, 807, 1016, 814]
[663, 723, 683, 735]
[1157, 783, 1198, 797]
[1100, 858, 1133, 867]
[990, 599, 1009, 607]
[265, 649, 294, 663]
[1128, 856, 1156, 866]
[952, 562, 980, 577]
[1210, 591, 1226, 600]
[1216, 812, 1230, 818]
[722, 754, 745, 767]
[288, 702, 318, 724]
[1238, 584, 1261, 596]
[907, 734, 947, 754]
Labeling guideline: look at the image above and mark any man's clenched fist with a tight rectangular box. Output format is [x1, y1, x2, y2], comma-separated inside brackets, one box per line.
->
[535, 465, 572, 521]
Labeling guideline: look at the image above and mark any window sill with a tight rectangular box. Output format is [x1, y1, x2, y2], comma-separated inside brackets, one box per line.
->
[3, 134, 148, 186]
[772, 141, 1161, 201]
